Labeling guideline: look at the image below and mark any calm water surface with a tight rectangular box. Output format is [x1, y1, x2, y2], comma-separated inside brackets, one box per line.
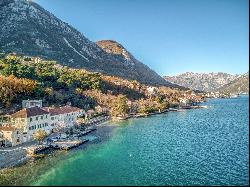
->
[0, 96, 249, 186]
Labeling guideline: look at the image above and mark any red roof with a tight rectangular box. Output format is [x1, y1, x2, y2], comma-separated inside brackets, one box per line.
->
[11, 107, 49, 118]
[43, 106, 82, 116]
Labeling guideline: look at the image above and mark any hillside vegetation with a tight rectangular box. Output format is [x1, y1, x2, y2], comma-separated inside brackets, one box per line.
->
[0, 53, 183, 115]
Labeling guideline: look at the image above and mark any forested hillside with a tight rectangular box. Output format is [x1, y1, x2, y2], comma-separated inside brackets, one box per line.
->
[0, 53, 182, 115]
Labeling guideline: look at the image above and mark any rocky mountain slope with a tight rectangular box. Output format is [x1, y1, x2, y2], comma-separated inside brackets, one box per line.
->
[0, 0, 171, 86]
[164, 72, 239, 92]
[217, 72, 249, 94]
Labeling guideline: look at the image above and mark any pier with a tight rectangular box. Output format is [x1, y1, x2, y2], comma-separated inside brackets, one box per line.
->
[50, 139, 89, 150]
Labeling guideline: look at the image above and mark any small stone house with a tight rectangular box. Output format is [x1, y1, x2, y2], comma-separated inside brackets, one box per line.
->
[0, 126, 23, 147]
[147, 86, 158, 96]
[95, 105, 109, 113]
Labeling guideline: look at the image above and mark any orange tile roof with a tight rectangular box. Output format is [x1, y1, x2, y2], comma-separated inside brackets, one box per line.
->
[11, 107, 50, 118]
[43, 106, 82, 116]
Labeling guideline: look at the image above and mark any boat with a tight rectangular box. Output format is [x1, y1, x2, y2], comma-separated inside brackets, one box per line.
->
[199, 105, 208, 108]
[230, 94, 240, 98]
[114, 116, 130, 120]
[181, 106, 192, 109]
[169, 108, 178, 111]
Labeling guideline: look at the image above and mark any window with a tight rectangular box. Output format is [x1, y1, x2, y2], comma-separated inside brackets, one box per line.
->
[41, 116, 43, 120]
[36, 117, 38, 120]
[51, 117, 54, 120]
[46, 115, 47, 118]
[30, 117, 32, 122]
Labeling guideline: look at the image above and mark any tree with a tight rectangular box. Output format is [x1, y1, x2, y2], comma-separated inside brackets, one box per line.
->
[0, 75, 38, 106]
[155, 95, 169, 112]
[158, 101, 169, 112]
[33, 129, 48, 144]
[111, 95, 129, 117]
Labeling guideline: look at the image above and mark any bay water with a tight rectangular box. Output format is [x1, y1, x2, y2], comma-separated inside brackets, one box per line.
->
[0, 96, 248, 186]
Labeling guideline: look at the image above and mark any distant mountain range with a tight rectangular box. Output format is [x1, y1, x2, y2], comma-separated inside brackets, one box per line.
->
[0, 0, 173, 87]
[164, 72, 240, 92]
[217, 72, 249, 94]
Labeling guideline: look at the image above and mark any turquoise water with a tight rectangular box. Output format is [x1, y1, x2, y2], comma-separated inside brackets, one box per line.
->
[1, 96, 249, 186]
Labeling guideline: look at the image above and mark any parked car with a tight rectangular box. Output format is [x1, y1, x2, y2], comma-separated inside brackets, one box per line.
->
[72, 134, 79, 138]
[50, 137, 59, 142]
[60, 133, 68, 139]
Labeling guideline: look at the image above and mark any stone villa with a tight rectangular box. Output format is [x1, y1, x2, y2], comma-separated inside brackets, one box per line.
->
[0, 100, 84, 147]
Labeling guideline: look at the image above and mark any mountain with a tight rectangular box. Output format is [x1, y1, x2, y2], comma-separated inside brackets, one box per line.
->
[0, 0, 171, 87]
[164, 72, 239, 92]
[217, 72, 249, 94]
[95, 40, 173, 86]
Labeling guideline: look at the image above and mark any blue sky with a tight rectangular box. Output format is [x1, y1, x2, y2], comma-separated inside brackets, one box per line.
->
[34, 0, 249, 76]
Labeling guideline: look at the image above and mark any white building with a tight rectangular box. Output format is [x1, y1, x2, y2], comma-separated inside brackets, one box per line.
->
[11, 107, 52, 142]
[147, 86, 158, 96]
[22, 100, 43, 109]
[179, 97, 191, 107]
[43, 106, 84, 131]
[0, 126, 24, 147]
[5, 102, 85, 146]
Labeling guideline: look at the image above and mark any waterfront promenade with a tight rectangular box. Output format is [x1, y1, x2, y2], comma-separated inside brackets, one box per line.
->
[0, 115, 110, 169]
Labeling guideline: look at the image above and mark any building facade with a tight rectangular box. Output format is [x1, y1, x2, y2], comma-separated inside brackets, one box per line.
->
[0, 126, 24, 147]
[11, 107, 52, 142]
[1, 100, 85, 146]
[22, 100, 43, 109]
[43, 106, 85, 131]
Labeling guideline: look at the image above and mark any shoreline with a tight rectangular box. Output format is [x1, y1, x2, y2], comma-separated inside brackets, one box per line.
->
[0, 105, 209, 171]
[0, 123, 117, 186]
[0, 116, 111, 170]
[112, 105, 208, 121]
[0, 96, 248, 186]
